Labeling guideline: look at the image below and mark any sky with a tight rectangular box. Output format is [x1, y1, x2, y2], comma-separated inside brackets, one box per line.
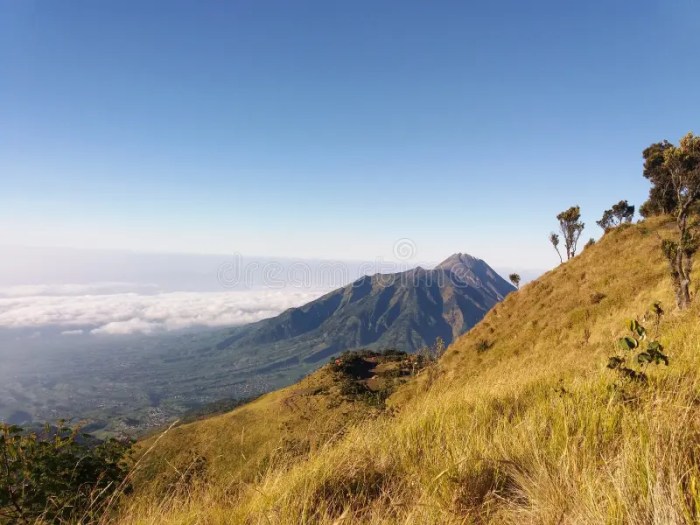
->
[2, 0, 699, 272]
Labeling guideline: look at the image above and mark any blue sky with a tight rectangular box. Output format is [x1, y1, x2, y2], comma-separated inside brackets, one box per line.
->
[2, 0, 698, 269]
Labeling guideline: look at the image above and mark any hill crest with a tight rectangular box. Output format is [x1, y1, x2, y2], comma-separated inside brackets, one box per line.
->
[121, 217, 700, 525]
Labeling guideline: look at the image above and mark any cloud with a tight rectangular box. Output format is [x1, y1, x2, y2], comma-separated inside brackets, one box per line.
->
[0, 287, 325, 335]
[60, 329, 85, 336]
[91, 318, 160, 335]
[0, 282, 160, 297]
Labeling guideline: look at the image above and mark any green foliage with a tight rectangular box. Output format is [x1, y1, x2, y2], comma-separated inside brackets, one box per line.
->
[661, 238, 678, 261]
[555, 206, 585, 260]
[617, 335, 638, 351]
[508, 273, 521, 289]
[330, 349, 425, 407]
[641, 132, 700, 218]
[597, 200, 635, 231]
[549, 232, 563, 263]
[637, 341, 669, 366]
[640, 140, 679, 217]
[643, 133, 700, 309]
[606, 313, 669, 384]
[329, 349, 409, 375]
[597, 210, 613, 230]
[0, 421, 132, 524]
[584, 238, 596, 249]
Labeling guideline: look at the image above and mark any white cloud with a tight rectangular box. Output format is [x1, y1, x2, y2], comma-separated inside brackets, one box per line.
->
[60, 329, 85, 336]
[0, 288, 326, 335]
[91, 318, 160, 335]
[0, 282, 160, 297]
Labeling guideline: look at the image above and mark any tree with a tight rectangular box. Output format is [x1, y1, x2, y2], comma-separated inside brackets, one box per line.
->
[597, 209, 614, 231]
[549, 233, 563, 263]
[508, 273, 521, 289]
[597, 200, 635, 231]
[649, 133, 700, 309]
[612, 200, 635, 224]
[640, 140, 677, 217]
[556, 206, 585, 260]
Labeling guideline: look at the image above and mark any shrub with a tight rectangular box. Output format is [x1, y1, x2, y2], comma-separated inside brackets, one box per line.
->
[508, 273, 521, 289]
[597, 200, 635, 231]
[0, 421, 132, 523]
[607, 317, 669, 384]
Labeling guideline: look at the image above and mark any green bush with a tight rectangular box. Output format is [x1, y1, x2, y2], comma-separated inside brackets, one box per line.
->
[607, 313, 668, 384]
[0, 421, 132, 523]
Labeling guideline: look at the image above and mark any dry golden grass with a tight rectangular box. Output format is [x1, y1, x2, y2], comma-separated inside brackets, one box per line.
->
[109, 216, 700, 524]
[125, 358, 394, 501]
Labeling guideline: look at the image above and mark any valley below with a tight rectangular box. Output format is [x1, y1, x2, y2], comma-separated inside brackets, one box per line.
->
[0, 328, 296, 437]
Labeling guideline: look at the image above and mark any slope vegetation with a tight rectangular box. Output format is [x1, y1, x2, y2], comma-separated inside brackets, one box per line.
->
[115, 216, 700, 524]
[126, 350, 427, 503]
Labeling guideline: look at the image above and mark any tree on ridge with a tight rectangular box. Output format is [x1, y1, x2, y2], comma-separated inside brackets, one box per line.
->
[556, 206, 585, 260]
[509, 273, 521, 289]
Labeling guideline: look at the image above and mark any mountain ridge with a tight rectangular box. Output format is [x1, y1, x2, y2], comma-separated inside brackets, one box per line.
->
[208, 252, 514, 366]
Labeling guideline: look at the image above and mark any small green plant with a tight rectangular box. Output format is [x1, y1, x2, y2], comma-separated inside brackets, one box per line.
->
[607, 317, 669, 383]
[649, 301, 664, 336]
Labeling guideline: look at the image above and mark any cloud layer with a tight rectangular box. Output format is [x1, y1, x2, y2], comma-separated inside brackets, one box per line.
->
[0, 282, 161, 297]
[0, 285, 325, 335]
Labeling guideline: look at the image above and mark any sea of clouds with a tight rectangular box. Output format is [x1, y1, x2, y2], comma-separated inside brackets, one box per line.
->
[0, 246, 542, 338]
[0, 247, 359, 337]
[0, 283, 325, 335]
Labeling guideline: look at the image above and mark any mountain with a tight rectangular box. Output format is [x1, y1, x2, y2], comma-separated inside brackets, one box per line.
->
[123, 216, 700, 525]
[34, 253, 511, 437]
[208, 253, 514, 367]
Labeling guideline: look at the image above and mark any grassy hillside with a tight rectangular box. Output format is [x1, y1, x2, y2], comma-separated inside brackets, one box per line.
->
[113, 216, 700, 524]
[123, 350, 424, 505]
